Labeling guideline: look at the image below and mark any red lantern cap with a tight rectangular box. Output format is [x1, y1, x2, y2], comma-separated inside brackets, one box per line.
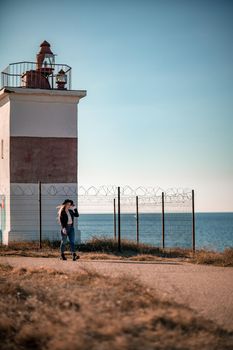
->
[38, 40, 54, 55]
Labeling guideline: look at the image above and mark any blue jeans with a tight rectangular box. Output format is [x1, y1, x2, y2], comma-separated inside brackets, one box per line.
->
[60, 224, 75, 254]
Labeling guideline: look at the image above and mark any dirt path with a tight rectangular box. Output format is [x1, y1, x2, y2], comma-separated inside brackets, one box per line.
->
[1, 256, 233, 331]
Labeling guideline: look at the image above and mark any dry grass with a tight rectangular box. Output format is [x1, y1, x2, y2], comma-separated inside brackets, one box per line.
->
[0, 263, 232, 350]
[192, 248, 233, 267]
[0, 241, 58, 258]
[0, 237, 192, 259]
[79, 237, 192, 258]
[0, 237, 232, 266]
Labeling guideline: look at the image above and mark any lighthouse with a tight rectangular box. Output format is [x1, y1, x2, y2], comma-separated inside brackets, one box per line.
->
[0, 41, 86, 244]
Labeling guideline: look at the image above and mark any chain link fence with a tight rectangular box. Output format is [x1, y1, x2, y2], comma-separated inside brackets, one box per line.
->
[0, 184, 195, 249]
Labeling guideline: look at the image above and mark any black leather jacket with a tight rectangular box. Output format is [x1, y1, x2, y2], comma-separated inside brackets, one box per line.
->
[59, 208, 79, 228]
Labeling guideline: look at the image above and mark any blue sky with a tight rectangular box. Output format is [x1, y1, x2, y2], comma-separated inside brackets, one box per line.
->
[0, 0, 232, 211]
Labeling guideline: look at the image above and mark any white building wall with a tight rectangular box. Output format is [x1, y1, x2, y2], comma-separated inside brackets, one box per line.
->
[10, 98, 77, 137]
[0, 87, 86, 244]
[0, 97, 10, 244]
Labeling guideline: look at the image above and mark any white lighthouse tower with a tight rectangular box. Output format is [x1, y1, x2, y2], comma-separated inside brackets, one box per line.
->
[0, 41, 86, 244]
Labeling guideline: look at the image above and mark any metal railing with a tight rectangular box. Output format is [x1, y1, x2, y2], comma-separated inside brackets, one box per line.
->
[1, 61, 72, 90]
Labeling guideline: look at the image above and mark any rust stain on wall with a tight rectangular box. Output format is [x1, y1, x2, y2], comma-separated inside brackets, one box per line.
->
[10, 136, 77, 183]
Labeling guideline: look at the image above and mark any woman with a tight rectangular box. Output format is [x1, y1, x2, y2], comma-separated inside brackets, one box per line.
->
[57, 199, 80, 261]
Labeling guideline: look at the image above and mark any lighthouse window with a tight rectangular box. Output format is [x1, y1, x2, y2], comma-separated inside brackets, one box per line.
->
[1, 139, 3, 159]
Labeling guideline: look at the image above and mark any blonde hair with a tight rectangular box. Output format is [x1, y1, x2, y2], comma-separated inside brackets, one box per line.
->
[56, 204, 66, 224]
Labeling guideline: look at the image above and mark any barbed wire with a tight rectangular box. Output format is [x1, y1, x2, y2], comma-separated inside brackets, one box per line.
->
[0, 184, 192, 202]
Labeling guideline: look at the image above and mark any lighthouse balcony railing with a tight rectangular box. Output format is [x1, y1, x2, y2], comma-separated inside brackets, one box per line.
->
[1, 61, 72, 90]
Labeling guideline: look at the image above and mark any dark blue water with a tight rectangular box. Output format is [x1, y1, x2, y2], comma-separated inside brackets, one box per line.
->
[78, 212, 233, 251]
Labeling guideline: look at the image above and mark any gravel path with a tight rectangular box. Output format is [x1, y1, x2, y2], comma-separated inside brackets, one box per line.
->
[1, 256, 233, 331]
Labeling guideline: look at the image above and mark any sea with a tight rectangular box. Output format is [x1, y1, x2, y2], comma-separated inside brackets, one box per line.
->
[78, 212, 233, 252]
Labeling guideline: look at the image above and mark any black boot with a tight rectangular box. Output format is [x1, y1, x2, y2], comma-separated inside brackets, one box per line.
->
[60, 253, 67, 260]
[72, 253, 80, 261]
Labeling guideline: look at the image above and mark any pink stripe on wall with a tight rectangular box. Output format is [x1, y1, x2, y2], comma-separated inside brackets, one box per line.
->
[10, 136, 77, 183]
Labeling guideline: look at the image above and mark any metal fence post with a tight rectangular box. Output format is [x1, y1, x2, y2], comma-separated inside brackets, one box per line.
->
[162, 192, 165, 249]
[117, 187, 121, 252]
[38, 181, 42, 249]
[192, 189, 195, 252]
[113, 198, 116, 240]
[136, 196, 139, 244]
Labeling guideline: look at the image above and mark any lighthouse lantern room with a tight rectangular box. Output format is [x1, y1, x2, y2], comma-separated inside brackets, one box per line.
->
[0, 41, 86, 244]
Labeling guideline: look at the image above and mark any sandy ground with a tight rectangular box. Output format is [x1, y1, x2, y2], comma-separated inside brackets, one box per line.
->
[1, 256, 233, 331]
